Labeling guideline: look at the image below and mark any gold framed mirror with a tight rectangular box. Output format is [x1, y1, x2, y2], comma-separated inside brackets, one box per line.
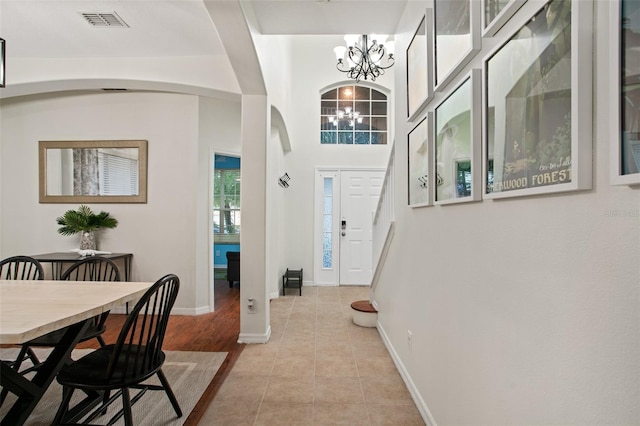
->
[39, 140, 148, 203]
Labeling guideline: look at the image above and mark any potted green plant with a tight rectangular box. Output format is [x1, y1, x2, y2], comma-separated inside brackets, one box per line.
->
[56, 205, 118, 250]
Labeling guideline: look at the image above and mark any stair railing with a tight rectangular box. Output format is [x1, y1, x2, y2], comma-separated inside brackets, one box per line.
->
[371, 142, 395, 295]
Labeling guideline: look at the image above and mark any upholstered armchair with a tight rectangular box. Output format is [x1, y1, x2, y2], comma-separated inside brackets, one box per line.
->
[226, 251, 240, 288]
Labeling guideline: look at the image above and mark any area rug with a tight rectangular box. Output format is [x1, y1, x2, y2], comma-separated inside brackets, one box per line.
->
[0, 348, 227, 425]
[214, 268, 227, 280]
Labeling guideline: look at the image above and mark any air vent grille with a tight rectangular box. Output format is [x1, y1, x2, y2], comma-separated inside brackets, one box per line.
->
[80, 12, 129, 28]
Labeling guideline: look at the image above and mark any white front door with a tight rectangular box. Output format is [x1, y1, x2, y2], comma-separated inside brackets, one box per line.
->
[339, 170, 384, 285]
[314, 169, 384, 286]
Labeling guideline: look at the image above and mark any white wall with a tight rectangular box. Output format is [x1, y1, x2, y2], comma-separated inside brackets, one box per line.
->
[266, 124, 288, 299]
[0, 91, 241, 314]
[198, 96, 242, 311]
[246, 24, 293, 295]
[374, 1, 640, 424]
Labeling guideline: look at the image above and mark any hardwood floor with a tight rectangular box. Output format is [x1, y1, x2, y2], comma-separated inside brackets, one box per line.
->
[77, 278, 243, 425]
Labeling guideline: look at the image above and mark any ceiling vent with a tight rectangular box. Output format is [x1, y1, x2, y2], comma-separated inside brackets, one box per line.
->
[80, 12, 129, 28]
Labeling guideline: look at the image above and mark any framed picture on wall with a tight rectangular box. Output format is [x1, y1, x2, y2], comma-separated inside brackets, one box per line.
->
[484, 0, 593, 198]
[433, 0, 481, 92]
[610, 0, 640, 185]
[482, 0, 526, 37]
[434, 69, 482, 205]
[0, 38, 5, 88]
[407, 11, 433, 121]
[408, 114, 433, 207]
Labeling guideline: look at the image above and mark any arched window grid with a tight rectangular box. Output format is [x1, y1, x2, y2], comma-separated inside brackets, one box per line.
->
[320, 85, 388, 145]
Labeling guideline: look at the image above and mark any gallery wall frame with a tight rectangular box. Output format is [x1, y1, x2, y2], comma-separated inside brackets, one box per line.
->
[407, 10, 434, 121]
[610, 0, 640, 185]
[0, 38, 5, 88]
[482, 0, 527, 38]
[433, 0, 481, 93]
[408, 113, 433, 207]
[483, 0, 593, 199]
[433, 69, 482, 205]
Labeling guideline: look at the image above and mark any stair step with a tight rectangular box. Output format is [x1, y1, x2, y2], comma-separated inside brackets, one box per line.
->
[350, 300, 377, 313]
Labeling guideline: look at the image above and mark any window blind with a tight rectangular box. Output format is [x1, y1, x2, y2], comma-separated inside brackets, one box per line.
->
[98, 152, 138, 196]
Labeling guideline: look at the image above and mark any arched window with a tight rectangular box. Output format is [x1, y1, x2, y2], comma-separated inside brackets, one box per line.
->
[320, 85, 388, 145]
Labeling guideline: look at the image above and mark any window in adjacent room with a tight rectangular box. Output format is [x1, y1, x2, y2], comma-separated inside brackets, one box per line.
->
[213, 166, 240, 244]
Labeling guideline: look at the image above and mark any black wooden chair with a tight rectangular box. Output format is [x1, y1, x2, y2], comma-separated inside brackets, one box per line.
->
[11, 257, 121, 376]
[61, 256, 121, 283]
[0, 255, 44, 280]
[226, 251, 240, 288]
[52, 274, 182, 426]
[0, 256, 44, 405]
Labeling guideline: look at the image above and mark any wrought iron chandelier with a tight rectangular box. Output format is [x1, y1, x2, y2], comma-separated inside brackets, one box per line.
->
[333, 34, 395, 82]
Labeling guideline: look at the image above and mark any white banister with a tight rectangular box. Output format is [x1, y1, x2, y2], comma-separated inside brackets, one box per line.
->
[371, 143, 395, 293]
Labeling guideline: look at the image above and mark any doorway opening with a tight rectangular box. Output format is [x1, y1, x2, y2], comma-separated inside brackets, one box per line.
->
[213, 154, 241, 307]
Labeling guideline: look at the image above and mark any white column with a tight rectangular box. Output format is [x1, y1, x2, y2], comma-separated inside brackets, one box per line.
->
[238, 94, 271, 343]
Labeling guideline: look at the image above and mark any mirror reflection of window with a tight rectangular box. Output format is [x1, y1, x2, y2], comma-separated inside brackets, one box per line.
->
[46, 148, 139, 196]
[97, 149, 139, 196]
[455, 160, 472, 197]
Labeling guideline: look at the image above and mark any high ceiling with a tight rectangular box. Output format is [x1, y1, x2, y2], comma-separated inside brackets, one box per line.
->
[0, 0, 407, 59]
[248, 0, 406, 35]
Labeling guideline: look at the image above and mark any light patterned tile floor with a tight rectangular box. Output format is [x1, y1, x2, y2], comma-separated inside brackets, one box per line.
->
[199, 286, 425, 425]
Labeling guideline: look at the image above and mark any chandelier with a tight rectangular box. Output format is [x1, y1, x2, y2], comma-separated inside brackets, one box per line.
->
[333, 34, 395, 82]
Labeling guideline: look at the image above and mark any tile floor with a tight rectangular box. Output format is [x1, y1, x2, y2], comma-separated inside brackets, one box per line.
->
[199, 286, 425, 425]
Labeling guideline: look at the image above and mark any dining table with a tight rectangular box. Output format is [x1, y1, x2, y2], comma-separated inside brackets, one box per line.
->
[0, 279, 154, 426]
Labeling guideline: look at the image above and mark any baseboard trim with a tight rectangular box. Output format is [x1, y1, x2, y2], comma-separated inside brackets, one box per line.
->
[377, 322, 437, 426]
[238, 325, 272, 344]
[109, 305, 209, 316]
[170, 306, 210, 316]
